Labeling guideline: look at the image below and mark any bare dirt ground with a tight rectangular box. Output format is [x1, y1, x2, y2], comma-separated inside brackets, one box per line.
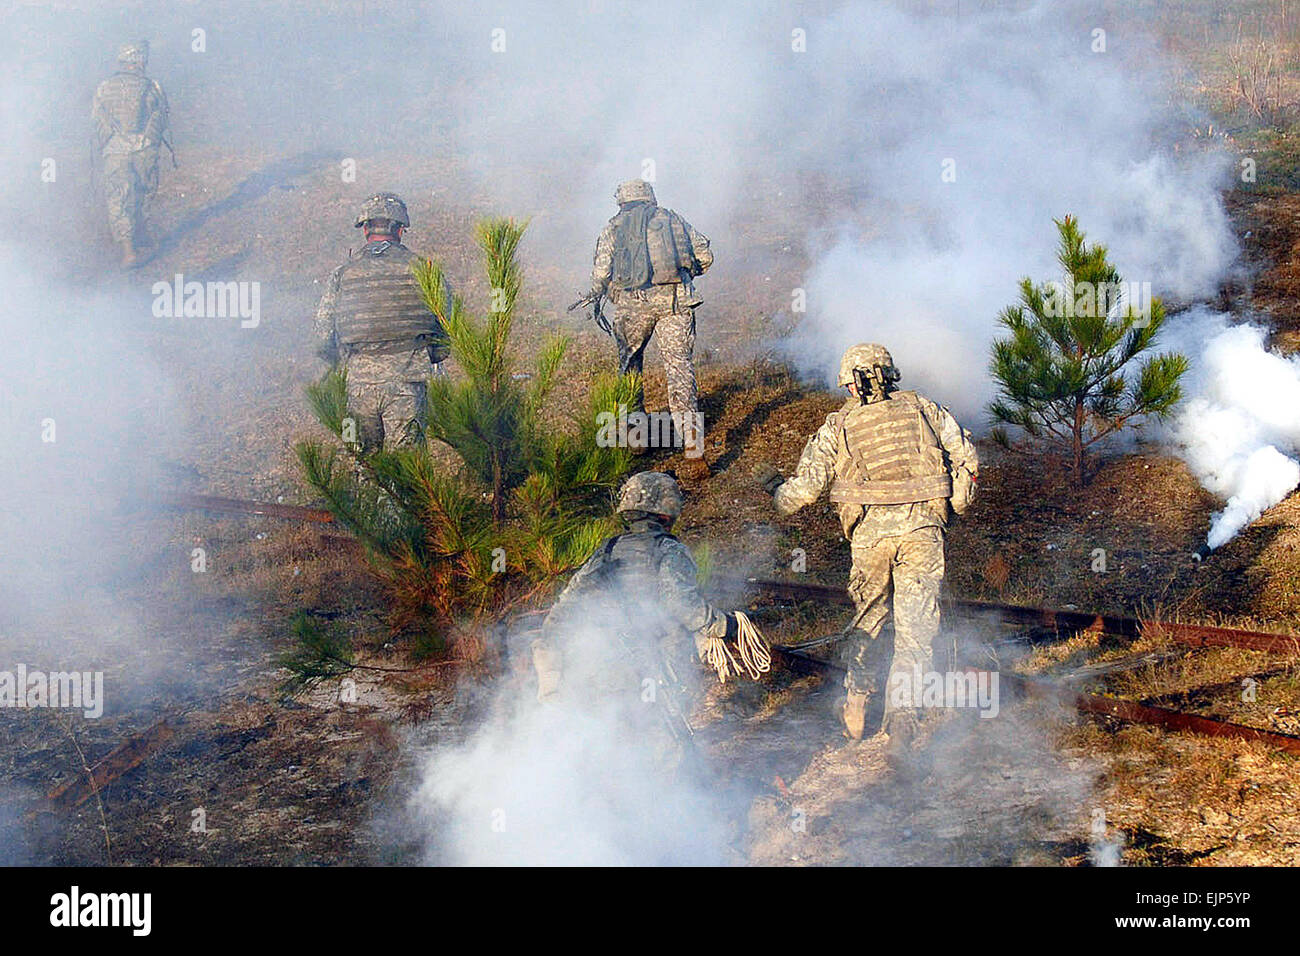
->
[8, 109, 1300, 864]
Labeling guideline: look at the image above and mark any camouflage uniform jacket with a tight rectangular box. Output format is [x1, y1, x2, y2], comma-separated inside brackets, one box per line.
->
[92, 70, 169, 155]
[774, 395, 978, 544]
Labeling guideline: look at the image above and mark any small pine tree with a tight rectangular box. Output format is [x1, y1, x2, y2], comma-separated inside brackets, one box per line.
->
[414, 219, 562, 525]
[296, 216, 638, 649]
[988, 216, 1188, 486]
[276, 613, 356, 693]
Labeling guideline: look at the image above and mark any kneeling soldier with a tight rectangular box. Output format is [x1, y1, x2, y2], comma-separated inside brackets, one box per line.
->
[532, 471, 739, 767]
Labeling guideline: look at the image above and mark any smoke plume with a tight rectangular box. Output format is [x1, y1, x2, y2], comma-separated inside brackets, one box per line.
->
[787, 6, 1237, 422]
[1164, 308, 1300, 550]
[413, 616, 733, 865]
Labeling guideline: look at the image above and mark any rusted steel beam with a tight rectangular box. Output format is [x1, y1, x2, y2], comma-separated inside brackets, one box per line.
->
[739, 577, 1300, 751]
[46, 720, 176, 807]
[1002, 672, 1300, 755]
[760, 649, 1300, 752]
[144, 497, 1297, 657]
[162, 492, 336, 524]
[149, 496, 1300, 654]
[724, 577, 1300, 656]
[954, 598, 1299, 655]
[158, 497, 1298, 654]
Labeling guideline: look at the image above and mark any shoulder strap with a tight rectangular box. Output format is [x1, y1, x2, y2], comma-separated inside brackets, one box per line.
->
[649, 530, 676, 567]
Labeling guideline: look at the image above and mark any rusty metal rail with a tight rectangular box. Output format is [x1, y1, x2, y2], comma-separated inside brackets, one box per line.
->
[737, 576, 1300, 753]
[764, 649, 1300, 754]
[153, 494, 1299, 656]
[158, 494, 1300, 752]
[154, 495, 1300, 656]
[721, 576, 1300, 657]
[1004, 672, 1300, 755]
[956, 598, 1300, 655]
[44, 721, 176, 809]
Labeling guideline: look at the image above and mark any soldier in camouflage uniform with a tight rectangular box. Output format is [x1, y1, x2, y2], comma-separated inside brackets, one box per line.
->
[532, 472, 737, 765]
[91, 40, 170, 267]
[756, 344, 978, 761]
[314, 193, 449, 452]
[589, 180, 713, 445]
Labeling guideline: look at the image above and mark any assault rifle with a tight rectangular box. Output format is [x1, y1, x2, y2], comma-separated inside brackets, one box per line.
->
[654, 656, 697, 746]
[566, 290, 611, 336]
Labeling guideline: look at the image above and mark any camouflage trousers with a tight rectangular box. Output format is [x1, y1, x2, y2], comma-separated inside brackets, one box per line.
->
[841, 524, 946, 719]
[609, 285, 698, 434]
[343, 350, 431, 452]
[101, 147, 159, 244]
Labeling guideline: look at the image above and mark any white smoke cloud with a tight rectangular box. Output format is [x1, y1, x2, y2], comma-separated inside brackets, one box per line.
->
[0, 247, 187, 688]
[413, 618, 733, 866]
[787, 6, 1237, 423]
[1164, 309, 1300, 549]
[392, 0, 1250, 859]
[5, 4, 1238, 430]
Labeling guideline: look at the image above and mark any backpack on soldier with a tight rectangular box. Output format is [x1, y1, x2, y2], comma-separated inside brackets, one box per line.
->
[610, 205, 657, 290]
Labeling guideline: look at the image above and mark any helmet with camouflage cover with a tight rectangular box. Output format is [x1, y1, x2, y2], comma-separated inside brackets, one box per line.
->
[838, 343, 898, 387]
[354, 192, 411, 229]
[617, 471, 684, 519]
[614, 179, 656, 205]
[117, 39, 149, 68]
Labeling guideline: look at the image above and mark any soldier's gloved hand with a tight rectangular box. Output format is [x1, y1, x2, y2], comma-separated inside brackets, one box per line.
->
[753, 464, 784, 496]
[694, 632, 711, 663]
[531, 639, 562, 703]
[695, 614, 737, 663]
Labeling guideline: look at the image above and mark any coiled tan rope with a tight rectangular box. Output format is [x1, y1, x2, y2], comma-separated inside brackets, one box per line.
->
[702, 611, 772, 683]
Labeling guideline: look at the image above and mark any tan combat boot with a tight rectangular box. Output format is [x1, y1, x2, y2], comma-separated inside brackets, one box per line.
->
[884, 710, 932, 780]
[842, 690, 869, 740]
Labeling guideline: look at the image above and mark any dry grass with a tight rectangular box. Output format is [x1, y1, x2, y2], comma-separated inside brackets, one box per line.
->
[1060, 719, 1300, 865]
[1226, 21, 1290, 125]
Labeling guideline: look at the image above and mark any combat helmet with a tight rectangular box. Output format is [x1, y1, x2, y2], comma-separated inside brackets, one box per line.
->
[354, 192, 411, 229]
[117, 39, 149, 68]
[617, 471, 684, 520]
[838, 343, 899, 387]
[614, 179, 657, 205]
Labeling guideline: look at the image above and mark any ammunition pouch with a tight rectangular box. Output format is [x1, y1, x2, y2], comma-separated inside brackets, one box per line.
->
[949, 468, 977, 516]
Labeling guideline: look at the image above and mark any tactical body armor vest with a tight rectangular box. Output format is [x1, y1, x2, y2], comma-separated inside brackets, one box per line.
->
[334, 241, 448, 359]
[96, 72, 166, 148]
[610, 204, 700, 290]
[583, 527, 673, 597]
[829, 391, 952, 506]
[557, 525, 680, 669]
